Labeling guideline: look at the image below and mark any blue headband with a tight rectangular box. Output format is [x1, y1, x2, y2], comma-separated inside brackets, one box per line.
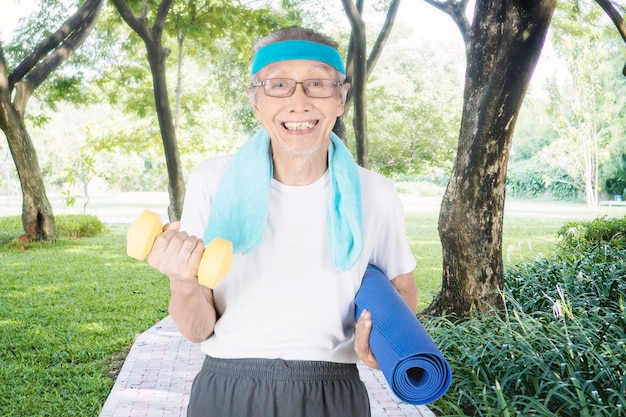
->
[251, 40, 345, 75]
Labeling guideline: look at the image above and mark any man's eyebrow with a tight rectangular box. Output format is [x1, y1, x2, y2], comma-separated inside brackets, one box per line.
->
[310, 63, 335, 74]
[262, 63, 335, 78]
[263, 66, 288, 77]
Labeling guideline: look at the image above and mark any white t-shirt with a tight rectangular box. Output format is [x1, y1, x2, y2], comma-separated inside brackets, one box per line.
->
[180, 154, 416, 363]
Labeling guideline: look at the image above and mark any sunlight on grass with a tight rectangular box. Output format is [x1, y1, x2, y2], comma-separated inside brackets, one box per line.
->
[77, 322, 111, 334]
[2, 199, 624, 416]
[0, 223, 169, 416]
[406, 213, 573, 311]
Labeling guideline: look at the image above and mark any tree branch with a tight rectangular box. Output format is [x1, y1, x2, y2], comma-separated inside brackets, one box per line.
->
[13, 0, 104, 113]
[153, 0, 174, 35]
[8, 0, 103, 89]
[0, 45, 9, 99]
[594, 0, 626, 76]
[110, 0, 150, 39]
[0, 46, 14, 131]
[141, 0, 148, 20]
[342, 0, 364, 82]
[366, 0, 401, 78]
[111, 0, 172, 56]
[422, 0, 471, 45]
[595, 0, 626, 43]
[25, 1, 103, 89]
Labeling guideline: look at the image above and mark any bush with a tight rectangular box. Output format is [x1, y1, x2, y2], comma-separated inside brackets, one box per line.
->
[56, 214, 106, 238]
[506, 159, 579, 201]
[0, 215, 105, 245]
[428, 227, 626, 416]
[0, 216, 23, 244]
[604, 177, 626, 197]
[558, 216, 626, 248]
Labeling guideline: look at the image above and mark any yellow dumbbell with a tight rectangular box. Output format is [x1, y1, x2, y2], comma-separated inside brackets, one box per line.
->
[126, 209, 233, 288]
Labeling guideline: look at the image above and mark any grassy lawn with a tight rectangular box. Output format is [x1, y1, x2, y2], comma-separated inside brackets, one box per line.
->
[1, 193, 624, 416]
[0, 222, 169, 416]
[405, 214, 574, 311]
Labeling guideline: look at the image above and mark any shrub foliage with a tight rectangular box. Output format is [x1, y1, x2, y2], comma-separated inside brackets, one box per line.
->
[0, 214, 105, 245]
[558, 215, 626, 248]
[428, 217, 626, 417]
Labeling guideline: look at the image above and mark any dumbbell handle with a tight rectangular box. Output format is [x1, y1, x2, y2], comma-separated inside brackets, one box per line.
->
[127, 210, 233, 288]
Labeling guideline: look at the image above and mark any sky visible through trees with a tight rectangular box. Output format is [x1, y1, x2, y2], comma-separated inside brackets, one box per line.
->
[2, 0, 621, 208]
[0, 0, 571, 112]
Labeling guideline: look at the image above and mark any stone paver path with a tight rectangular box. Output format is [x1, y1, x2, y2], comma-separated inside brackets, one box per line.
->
[99, 316, 435, 417]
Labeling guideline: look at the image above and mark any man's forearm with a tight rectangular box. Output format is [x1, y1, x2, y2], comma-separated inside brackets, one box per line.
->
[391, 272, 418, 314]
[169, 281, 217, 343]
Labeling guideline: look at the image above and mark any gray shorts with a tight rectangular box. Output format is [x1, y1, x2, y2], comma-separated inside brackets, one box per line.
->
[187, 355, 371, 417]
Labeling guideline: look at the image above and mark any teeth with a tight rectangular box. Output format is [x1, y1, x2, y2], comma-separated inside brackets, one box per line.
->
[284, 121, 315, 131]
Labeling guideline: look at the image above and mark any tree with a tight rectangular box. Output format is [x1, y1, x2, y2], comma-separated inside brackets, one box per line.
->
[425, 0, 557, 316]
[364, 35, 463, 176]
[109, 0, 295, 221]
[425, 0, 625, 317]
[538, 1, 626, 207]
[340, 0, 402, 167]
[594, 0, 626, 76]
[0, 0, 104, 240]
[110, 0, 185, 221]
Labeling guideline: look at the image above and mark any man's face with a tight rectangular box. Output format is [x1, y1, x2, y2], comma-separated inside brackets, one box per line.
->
[249, 59, 349, 160]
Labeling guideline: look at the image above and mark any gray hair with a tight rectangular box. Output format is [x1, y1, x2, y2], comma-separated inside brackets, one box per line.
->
[253, 27, 340, 53]
[249, 26, 348, 102]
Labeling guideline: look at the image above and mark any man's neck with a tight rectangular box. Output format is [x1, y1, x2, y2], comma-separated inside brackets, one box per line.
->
[272, 152, 328, 186]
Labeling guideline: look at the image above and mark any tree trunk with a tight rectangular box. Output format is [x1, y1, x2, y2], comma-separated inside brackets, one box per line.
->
[333, 117, 347, 144]
[111, 0, 185, 221]
[0, 93, 56, 240]
[430, 0, 556, 317]
[341, 0, 401, 168]
[0, 0, 103, 241]
[351, 26, 368, 168]
[342, 0, 368, 167]
[145, 41, 186, 221]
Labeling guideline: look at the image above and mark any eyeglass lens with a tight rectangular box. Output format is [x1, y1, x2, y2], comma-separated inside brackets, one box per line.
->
[261, 79, 340, 98]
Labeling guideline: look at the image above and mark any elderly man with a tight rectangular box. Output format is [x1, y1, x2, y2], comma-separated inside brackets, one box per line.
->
[148, 26, 417, 417]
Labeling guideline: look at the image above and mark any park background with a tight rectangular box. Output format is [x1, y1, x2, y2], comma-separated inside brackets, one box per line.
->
[2, 0, 625, 209]
[1, 0, 626, 416]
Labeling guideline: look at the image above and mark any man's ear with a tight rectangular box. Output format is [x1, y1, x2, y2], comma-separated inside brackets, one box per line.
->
[337, 82, 350, 117]
[247, 88, 261, 119]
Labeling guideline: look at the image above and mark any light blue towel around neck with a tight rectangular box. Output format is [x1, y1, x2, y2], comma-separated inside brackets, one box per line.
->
[203, 128, 363, 271]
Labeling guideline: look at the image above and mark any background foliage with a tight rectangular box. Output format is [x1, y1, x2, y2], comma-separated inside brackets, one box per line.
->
[2, 1, 623, 207]
[430, 216, 626, 417]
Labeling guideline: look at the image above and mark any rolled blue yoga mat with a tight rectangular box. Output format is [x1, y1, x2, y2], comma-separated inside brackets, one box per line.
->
[355, 265, 452, 405]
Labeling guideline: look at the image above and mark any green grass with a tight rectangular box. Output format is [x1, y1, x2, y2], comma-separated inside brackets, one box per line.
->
[0, 201, 622, 416]
[0, 220, 169, 416]
[407, 214, 568, 311]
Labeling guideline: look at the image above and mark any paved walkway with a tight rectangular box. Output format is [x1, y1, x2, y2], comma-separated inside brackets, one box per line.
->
[99, 316, 435, 417]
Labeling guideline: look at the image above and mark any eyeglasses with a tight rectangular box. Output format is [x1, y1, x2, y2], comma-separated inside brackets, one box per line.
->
[253, 78, 343, 98]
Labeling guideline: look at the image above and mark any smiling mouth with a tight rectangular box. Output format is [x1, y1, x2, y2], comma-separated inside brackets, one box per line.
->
[283, 121, 317, 131]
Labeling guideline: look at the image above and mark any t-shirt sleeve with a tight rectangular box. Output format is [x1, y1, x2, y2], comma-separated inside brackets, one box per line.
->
[179, 170, 210, 239]
[179, 155, 231, 241]
[368, 180, 416, 280]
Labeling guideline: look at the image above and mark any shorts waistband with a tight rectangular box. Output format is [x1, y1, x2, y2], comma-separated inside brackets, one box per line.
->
[200, 355, 360, 382]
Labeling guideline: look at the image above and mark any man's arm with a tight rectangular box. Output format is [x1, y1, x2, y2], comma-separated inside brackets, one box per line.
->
[354, 270, 417, 368]
[148, 222, 218, 343]
[390, 271, 417, 313]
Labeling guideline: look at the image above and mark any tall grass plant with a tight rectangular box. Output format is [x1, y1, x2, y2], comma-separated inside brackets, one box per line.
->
[428, 218, 626, 416]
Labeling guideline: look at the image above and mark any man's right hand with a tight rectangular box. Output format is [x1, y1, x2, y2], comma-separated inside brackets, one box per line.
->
[147, 221, 205, 284]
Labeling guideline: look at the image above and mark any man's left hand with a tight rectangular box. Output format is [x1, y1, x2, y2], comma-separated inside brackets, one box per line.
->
[354, 309, 379, 369]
